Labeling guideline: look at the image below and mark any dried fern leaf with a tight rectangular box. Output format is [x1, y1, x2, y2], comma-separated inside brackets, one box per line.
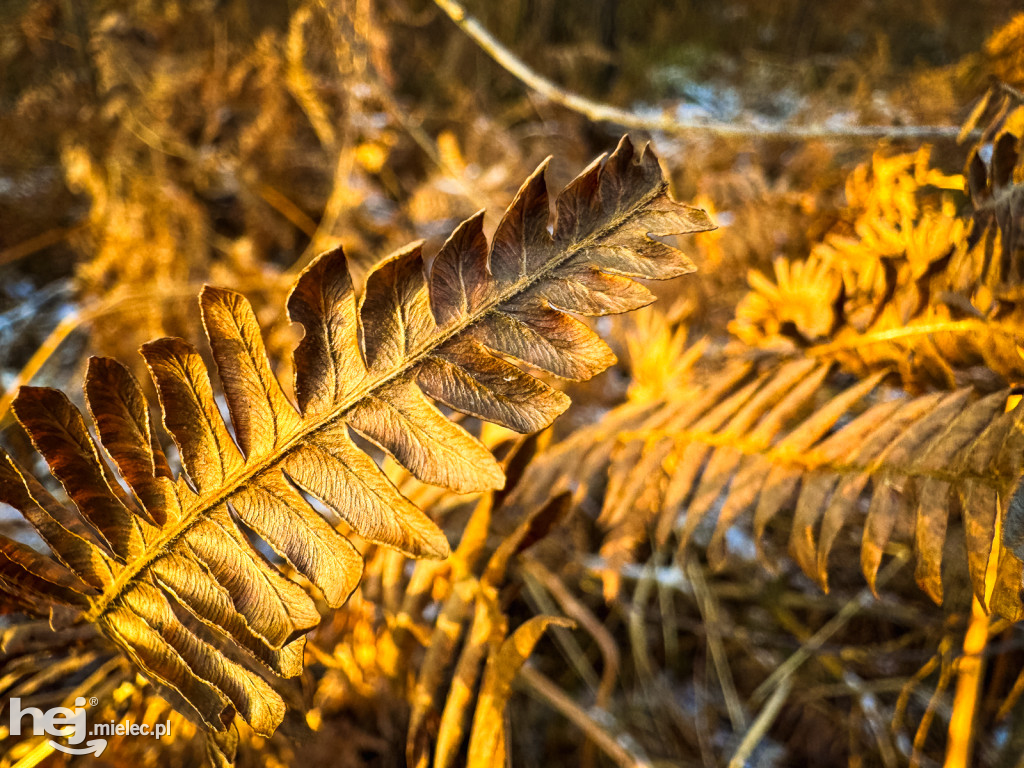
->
[731, 137, 1024, 391]
[0, 137, 711, 736]
[964, 104, 1024, 298]
[466, 614, 574, 768]
[508, 357, 1024, 618]
[405, 483, 571, 768]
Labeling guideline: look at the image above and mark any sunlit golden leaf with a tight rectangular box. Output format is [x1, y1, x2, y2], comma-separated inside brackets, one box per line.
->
[466, 615, 574, 768]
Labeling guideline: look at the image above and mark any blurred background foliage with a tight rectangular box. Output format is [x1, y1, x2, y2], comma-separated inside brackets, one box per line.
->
[4, 0, 1024, 766]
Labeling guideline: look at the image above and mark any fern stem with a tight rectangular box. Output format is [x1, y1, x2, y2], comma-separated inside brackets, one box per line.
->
[616, 420, 1016, 492]
[945, 598, 989, 768]
[807, 319, 1019, 356]
[945, 497, 1002, 767]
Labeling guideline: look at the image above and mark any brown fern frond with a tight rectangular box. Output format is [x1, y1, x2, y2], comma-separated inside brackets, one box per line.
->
[506, 353, 1024, 619]
[0, 137, 712, 738]
[963, 97, 1024, 287]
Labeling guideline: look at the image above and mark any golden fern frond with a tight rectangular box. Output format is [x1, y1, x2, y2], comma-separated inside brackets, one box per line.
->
[0, 137, 712, 738]
[507, 353, 1024, 619]
[730, 138, 1024, 391]
[731, 253, 843, 346]
[984, 17, 1024, 90]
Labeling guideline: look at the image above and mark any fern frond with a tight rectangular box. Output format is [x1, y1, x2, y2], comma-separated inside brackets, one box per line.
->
[404, 474, 573, 768]
[0, 136, 712, 737]
[507, 353, 1024, 619]
[730, 138, 1024, 390]
[964, 98, 1024, 285]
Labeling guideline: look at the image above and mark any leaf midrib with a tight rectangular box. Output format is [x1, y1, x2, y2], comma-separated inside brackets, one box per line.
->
[85, 179, 671, 622]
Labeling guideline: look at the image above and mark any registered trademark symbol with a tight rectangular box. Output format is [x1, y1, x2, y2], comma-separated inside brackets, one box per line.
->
[89, 697, 98, 706]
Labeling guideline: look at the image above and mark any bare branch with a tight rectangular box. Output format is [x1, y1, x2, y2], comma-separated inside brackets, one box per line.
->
[433, 0, 965, 142]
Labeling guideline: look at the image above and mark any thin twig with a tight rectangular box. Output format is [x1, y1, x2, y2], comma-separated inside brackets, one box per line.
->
[523, 559, 620, 709]
[0, 311, 83, 424]
[517, 665, 654, 768]
[912, 644, 955, 768]
[771, 604, 899, 767]
[11, 737, 54, 768]
[686, 561, 747, 731]
[727, 677, 793, 768]
[628, 553, 659, 683]
[0, 224, 85, 268]
[748, 550, 910, 707]
[251, 181, 320, 238]
[432, 0, 965, 142]
[521, 568, 602, 695]
[0, 278, 288, 424]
